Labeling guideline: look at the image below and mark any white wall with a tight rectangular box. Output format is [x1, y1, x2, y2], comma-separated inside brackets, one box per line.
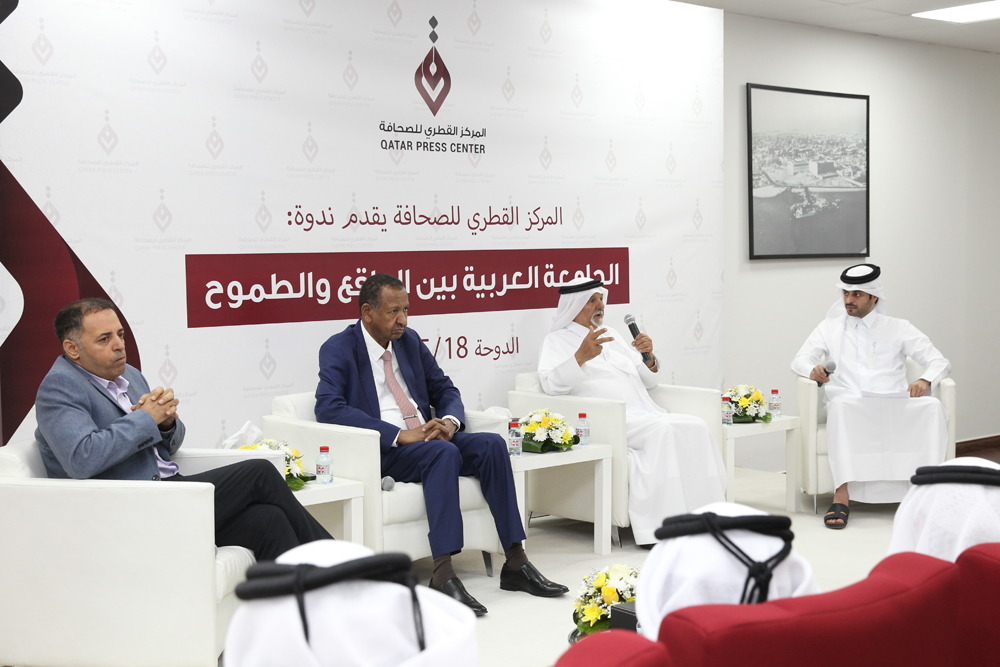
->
[723, 14, 1000, 471]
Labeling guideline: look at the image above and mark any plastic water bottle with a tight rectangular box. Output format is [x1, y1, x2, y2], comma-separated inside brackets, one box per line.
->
[722, 397, 733, 426]
[769, 389, 782, 418]
[508, 421, 522, 457]
[315, 445, 332, 484]
[576, 413, 590, 446]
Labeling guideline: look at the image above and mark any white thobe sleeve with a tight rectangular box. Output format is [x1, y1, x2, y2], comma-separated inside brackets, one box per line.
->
[538, 332, 591, 395]
[901, 322, 951, 388]
[617, 337, 659, 389]
[790, 324, 828, 378]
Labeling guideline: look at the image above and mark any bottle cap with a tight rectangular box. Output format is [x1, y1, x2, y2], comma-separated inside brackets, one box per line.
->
[509, 421, 519, 428]
[772, 389, 779, 393]
[579, 413, 586, 418]
[722, 396, 730, 401]
[320, 446, 329, 452]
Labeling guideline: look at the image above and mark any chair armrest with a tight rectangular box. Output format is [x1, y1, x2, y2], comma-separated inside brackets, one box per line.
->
[465, 410, 507, 438]
[0, 478, 217, 665]
[647, 384, 722, 452]
[173, 447, 284, 477]
[936, 377, 957, 459]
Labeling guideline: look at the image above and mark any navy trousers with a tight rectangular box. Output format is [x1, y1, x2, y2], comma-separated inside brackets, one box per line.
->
[380, 431, 526, 558]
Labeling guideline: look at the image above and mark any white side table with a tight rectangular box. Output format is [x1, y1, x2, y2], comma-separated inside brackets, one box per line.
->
[509, 444, 613, 556]
[720, 416, 802, 511]
[293, 478, 365, 544]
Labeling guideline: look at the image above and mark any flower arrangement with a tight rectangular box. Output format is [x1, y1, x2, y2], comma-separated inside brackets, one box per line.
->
[519, 409, 579, 453]
[724, 384, 772, 423]
[572, 564, 641, 637]
[240, 439, 314, 490]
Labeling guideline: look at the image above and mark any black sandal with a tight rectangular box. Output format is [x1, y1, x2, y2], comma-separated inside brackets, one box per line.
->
[824, 503, 849, 529]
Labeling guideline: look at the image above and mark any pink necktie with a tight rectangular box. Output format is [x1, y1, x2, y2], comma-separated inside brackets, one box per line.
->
[382, 350, 422, 429]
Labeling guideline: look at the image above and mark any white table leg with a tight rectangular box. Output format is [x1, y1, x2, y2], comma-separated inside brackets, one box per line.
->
[785, 427, 802, 513]
[513, 469, 527, 549]
[725, 436, 735, 503]
[594, 457, 611, 555]
[343, 496, 364, 544]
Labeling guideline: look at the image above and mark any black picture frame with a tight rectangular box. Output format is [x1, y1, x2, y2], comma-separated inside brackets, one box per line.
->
[747, 83, 869, 260]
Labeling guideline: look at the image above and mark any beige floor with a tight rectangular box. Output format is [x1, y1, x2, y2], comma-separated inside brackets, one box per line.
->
[408, 467, 900, 667]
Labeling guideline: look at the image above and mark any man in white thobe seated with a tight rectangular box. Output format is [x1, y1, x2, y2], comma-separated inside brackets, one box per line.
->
[887, 457, 1000, 563]
[791, 263, 951, 529]
[537, 277, 726, 546]
[225, 540, 479, 667]
[635, 502, 819, 640]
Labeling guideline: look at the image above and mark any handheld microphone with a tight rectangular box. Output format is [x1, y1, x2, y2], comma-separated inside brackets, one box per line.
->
[381, 476, 395, 491]
[817, 361, 836, 387]
[624, 314, 652, 363]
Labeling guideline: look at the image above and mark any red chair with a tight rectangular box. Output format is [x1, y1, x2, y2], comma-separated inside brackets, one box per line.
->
[955, 542, 1000, 665]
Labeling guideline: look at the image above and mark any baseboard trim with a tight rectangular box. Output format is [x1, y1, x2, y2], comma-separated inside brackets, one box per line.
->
[957, 435, 1000, 456]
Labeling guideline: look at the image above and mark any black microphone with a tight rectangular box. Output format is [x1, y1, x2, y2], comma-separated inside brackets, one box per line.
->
[624, 314, 652, 363]
[817, 361, 836, 387]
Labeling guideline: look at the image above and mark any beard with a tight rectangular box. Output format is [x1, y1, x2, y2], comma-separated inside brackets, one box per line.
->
[590, 312, 604, 327]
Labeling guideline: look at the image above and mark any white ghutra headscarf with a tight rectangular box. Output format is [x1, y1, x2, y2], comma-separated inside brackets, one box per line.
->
[550, 276, 608, 331]
[826, 262, 888, 322]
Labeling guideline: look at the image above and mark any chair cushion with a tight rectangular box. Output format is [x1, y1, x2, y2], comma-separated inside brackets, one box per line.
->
[816, 425, 828, 455]
[515, 373, 543, 392]
[215, 546, 256, 603]
[271, 393, 318, 422]
[0, 440, 47, 479]
[382, 477, 489, 524]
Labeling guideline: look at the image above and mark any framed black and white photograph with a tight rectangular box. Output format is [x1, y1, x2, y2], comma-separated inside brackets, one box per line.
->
[747, 84, 869, 260]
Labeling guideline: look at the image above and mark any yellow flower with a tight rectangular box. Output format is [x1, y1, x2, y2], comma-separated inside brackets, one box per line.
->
[290, 448, 302, 458]
[581, 604, 605, 626]
[593, 572, 607, 589]
[562, 429, 573, 443]
[541, 417, 551, 428]
[751, 390, 763, 402]
[523, 422, 538, 433]
[601, 586, 619, 605]
[574, 598, 583, 611]
[738, 397, 750, 408]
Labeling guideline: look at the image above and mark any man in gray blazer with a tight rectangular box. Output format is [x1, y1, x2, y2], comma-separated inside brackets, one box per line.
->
[34, 298, 331, 560]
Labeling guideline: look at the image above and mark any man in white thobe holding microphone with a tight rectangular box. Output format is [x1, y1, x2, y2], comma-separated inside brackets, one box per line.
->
[791, 263, 951, 529]
[537, 277, 727, 546]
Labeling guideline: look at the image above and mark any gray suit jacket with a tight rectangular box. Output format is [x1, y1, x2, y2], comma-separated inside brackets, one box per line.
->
[34, 355, 185, 480]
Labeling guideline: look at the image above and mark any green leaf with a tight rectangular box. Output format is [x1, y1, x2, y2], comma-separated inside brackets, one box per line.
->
[761, 412, 773, 423]
[286, 477, 305, 491]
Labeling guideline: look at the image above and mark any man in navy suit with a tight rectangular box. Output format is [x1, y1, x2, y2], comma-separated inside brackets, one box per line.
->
[35, 298, 331, 560]
[315, 273, 568, 615]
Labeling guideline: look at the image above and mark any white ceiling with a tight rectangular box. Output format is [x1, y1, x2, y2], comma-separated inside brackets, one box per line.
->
[679, 0, 1000, 54]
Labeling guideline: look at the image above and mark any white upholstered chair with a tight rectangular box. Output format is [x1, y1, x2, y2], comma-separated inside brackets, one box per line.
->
[507, 372, 722, 547]
[0, 437, 283, 667]
[791, 357, 957, 512]
[263, 392, 505, 572]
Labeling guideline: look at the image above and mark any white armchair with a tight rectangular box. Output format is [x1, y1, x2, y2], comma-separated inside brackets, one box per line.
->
[791, 357, 957, 512]
[0, 437, 283, 667]
[263, 393, 506, 571]
[507, 373, 722, 547]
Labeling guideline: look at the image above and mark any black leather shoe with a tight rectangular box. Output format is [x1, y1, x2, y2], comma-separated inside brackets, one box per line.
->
[430, 576, 488, 616]
[499, 561, 569, 597]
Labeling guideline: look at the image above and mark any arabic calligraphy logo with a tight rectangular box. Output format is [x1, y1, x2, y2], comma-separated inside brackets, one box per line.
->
[634, 85, 645, 112]
[98, 110, 119, 156]
[153, 189, 172, 232]
[570, 74, 583, 108]
[539, 136, 551, 171]
[693, 199, 703, 230]
[206, 116, 224, 159]
[468, 153, 481, 168]
[414, 17, 451, 117]
[501, 66, 515, 103]
[215, 420, 227, 448]
[468, 0, 481, 35]
[159, 345, 178, 386]
[635, 198, 646, 231]
[693, 86, 702, 117]
[694, 312, 703, 342]
[300, 0, 316, 17]
[387, 0, 402, 27]
[605, 140, 616, 174]
[572, 197, 584, 231]
[108, 271, 124, 307]
[666, 143, 676, 175]
[256, 191, 272, 232]
[302, 122, 319, 163]
[343, 50, 359, 91]
[251, 42, 268, 84]
[347, 193, 361, 233]
[42, 186, 60, 226]
[260, 339, 277, 380]
[148, 31, 167, 75]
[32, 18, 54, 65]
[666, 259, 677, 290]
[539, 9, 552, 44]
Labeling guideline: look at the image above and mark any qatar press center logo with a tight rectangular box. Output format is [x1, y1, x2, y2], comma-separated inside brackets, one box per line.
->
[414, 16, 451, 116]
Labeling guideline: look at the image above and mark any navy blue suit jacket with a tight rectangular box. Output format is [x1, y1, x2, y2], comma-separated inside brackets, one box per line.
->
[315, 322, 467, 455]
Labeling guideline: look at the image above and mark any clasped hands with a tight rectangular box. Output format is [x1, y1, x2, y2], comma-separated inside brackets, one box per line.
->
[397, 418, 457, 446]
[575, 326, 657, 369]
[810, 364, 930, 397]
[131, 386, 179, 429]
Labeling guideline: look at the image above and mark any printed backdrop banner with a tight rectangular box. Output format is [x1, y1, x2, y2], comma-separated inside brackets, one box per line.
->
[0, 0, 724, 445]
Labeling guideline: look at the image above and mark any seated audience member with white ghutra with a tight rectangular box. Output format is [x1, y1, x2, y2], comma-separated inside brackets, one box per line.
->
[225, 540, 479, 667]
[537, 276, 726, 546]
[887, 457, 1000, 563]
[635, 502, 818, 640]
[791, 263, 951, 529]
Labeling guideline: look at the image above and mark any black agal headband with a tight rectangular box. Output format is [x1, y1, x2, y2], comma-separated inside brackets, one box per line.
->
[558, 278, 604, 294]
[840, 263, 880, 285]
[911, 465, 1000, 488]
[654, 512, 794, 604]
